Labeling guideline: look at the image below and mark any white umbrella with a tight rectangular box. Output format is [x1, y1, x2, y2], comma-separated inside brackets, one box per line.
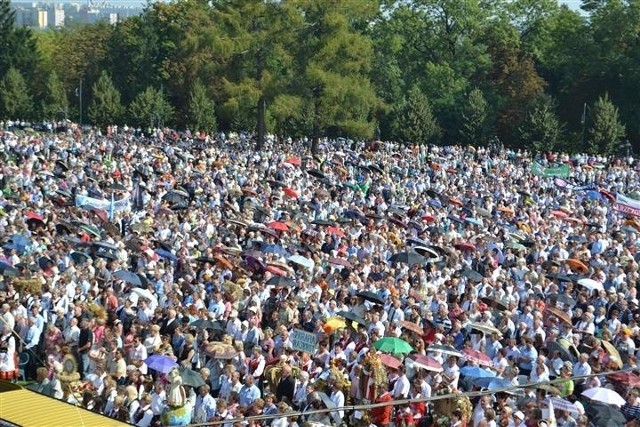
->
[577, 278, 604, 292]
[288, 255, 314, 270]
[131, 288, 158, 309]
[581, 387, 626, 406]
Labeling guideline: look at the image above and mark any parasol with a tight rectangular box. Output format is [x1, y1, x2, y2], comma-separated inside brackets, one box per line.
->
[460, 366, 495, 378]
[546, 293, 576, 307]
[408, 354, 443, 372]
[565, 258, 589, 273]
[398, 321, 423, 335]
[462, 348, 492, 367]
[336, 311, 368, 327]
[581, 387, 626, 406]
[204, 342, 237, 359]
[356, 291, 385, 305]
[114, 270, 142, 287]
[178, 367, 206, 388]
[380, 354, 402, 369]
[329, 258, 352, 269]
[600, 339, 623, 368]
[130, 288, 158, 307]
[469, 322, 501, 336]
[145, 354, 178, 374]
[373, 337, 413, 355]
[388, 251, 424, 266]
[427, 344, 463, 358]
[265, 276, 296, 287]
[577, 278, 604, 292]
[545, 306, 572, 325]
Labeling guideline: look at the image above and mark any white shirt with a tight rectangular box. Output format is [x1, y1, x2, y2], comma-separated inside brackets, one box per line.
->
[392, 374, 410, 398]
[330, 389, 345, 424]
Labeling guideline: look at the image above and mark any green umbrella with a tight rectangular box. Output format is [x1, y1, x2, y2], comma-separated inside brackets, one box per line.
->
[178, 367, 206, 388]
[79, 224, 101, 238]
[505, 241, 526, 252]
[373, 337, 413, 355]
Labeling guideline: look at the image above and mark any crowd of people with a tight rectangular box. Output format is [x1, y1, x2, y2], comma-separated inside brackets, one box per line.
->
[1, 122, 640, 427]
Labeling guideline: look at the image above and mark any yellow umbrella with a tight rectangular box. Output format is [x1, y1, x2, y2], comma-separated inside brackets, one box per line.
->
[325, 317, 347, 330]
[600, 339, 623, 368]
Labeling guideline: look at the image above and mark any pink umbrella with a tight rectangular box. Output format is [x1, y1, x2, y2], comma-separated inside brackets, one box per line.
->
[409, 354, 443, 372]
[462, 348, 492, 367]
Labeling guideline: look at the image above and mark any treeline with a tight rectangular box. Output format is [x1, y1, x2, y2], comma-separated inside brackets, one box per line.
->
[0, 0, 637, 153]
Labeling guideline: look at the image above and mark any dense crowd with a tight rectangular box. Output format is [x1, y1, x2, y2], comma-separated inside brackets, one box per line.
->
[1, 123, 640, 427]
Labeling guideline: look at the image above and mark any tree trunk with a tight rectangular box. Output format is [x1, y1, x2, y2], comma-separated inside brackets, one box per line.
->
[255, 48, 266, 152]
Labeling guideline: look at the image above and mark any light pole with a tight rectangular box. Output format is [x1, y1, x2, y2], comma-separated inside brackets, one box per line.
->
[580, 102, 588, 152]
[75, 79, 83, 126]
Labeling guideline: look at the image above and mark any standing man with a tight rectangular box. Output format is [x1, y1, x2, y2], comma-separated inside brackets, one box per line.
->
[77, 319, 94, 379]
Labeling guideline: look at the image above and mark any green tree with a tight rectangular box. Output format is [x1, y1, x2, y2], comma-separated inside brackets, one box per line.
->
[188, 80, 216, 133]
[129, 86, 174, 128]
[0, 68, 33, 119]
[393, 86, 440, 145]
[460, 88, 489, 146]
[89, 71, 124, 126]
[293, 0, 381, 152]
[588, 93, 626, 155]
[41, 71, 69, 119]
[0, 0, 37, 78]
[518, 94, 564, 153]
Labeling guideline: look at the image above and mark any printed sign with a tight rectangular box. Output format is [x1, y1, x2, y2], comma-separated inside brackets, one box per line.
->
[290, 329, 317, 354]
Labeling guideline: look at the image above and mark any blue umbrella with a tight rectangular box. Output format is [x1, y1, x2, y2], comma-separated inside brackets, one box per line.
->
[487, 243, 505, 264]
[429, 199, 442, 209]
[113, 270, 142, 287]
[4, 234, 29, 254]
[262, 244, 288, 256]
[465, 217, 483, 227]
[155, 248, 177, 262]
[473, 377, 512, 390]
[145, 354, 178, 374]
[461, 366, 496, 378]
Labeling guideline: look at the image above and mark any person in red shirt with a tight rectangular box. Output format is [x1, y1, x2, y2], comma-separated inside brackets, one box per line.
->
[370, 384, 393, 427]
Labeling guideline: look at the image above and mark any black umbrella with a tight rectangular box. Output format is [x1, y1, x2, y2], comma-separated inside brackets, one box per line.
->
[388, 251, 424, 266]
[163, 191, 188, 204]
[111, 183, 127, 191]
[191, 319, 223, 330]
[95, 249, 118, 260]
[459, 269, 483, 282]
[369, 164, 384, 174]
[195, 256, 217, 264]
[306, 169, 326, 180]
[586, 403, 626, 426]
[0, 263, 19, 277]
[55, 160, 69, 171]
[267, 179, 286, 188]
[70, 251, 91, 265]
[545, 273, 573, 282]
[311, 219, 334, 226]
[547, 293, 576, 307]
[93, 241, 118, 251]
[38, 256, 54, 270]
[546, 341, 576, 362]
[265, 276, 296, 287]
[480, 297, 508, 311]
[336, 311, 369, 327]
[356, 291, 385, 305]
[55, 222, 74, 235]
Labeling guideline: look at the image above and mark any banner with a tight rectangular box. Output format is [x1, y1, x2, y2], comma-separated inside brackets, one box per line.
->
[553, 178, 597, 192]
[290, 329, 317, 354]
[615, 193, 640, 217]
[76, 194, 131, 213]
[532, 161, 570, 178]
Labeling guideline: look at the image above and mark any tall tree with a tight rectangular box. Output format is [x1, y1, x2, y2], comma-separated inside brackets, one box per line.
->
[188, 80, 216, 134]
[459, 88, 489, 146]
[89, 71, 124, 127]
[0, 68, 32, 119]
[0, 0, 37, 78]
[41, 71, 69, 119]
[129, 86, 174, 129]
[292, 0, 381, 153]
[588, 93, 626, 155]
[518, 94, 564, 153]
[393, 86, 440, 145]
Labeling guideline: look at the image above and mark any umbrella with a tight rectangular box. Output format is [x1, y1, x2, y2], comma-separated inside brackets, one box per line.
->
[462, 348, 492, 367]
[38, 256, 54, 270]
[408, 355, 443, 372]
[130, 288, 158, 307]
[547, 340, 577, 362]
[427, 344, 464, 358]
[356, 291, 385, 305]
[268, 221, 289, 232]
[145, 354, 178, 374]
[544, 397, 579, 416]
[265, 276, 296, 287]
[388, 251, 424, 266]
[505, 241, 526, 252]
[326, 226, 345, 238]
[178, 367, 206, 388]
[407, 237, 430, 247]
[577, 278, 604, 292]
[4, 234, 29, 254]
[373, 337, 413, 354]
[581, 387, 626, 406]
[311, 219, 334, 226]
[479, 297, 508, 311]
[307, 169, 327, 180]
[546, 273, 573, 283]
[93, 241, 118, 251]
[325, 317, 347, 330]
[398, 321, 423, 335]
[162, 191, 188, 204]
[70, 251, 91, 265]
[585, 403, 626, 427]
[204, 342, 237, 359]
[460, 366, 496, 378]
[214, 254, 234, 270]
[547, 293, 576, 307]
[566, 258, 589, 273]
[284, 157, 301, 166]
[195, 256, 216, 264]
[283, 187, 299, 199]
[606, 371, 640, 386]
[288, 255, 314, 270]
[329, 258, 352, 269]
[469, 323, 501, 336]
[465, 217, 483, 227]
[545, 306, 572, 325]
[191, 319, 222, 330]
[79, 224, 101, 238]
[413, 246, 439, 259]
[600, 339, 623, 368]
[328, 310, 359, 325]
[114, 270, 142, 287]
[460, 269, 483, 282]
[262, 244, 288, 256]
[472, 377, 512, 391]
[380, 354, 402, 369]
[155, 248, 178, 262]
[0, 263, 19, 277]
[454, 242, 476, 252]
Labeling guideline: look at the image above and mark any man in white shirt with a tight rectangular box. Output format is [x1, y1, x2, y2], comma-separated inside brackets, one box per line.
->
[329, 382, 345, 425]
[392, 366, 410, 399]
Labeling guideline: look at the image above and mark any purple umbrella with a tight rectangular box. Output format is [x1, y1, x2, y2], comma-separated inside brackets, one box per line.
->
[145, 354, 178, 374]
[244, 256, 265, 272]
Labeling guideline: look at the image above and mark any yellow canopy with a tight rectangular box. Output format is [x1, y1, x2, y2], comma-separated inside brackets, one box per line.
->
[0, 383, 129, 427]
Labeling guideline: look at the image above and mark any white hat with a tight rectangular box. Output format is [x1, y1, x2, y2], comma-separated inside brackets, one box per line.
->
[514, 411, 525, 421]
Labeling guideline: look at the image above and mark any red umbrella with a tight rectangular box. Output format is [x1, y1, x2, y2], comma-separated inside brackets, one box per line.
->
[285, 157, 302, 166]
[25, 212, 44, 221]
[422, 215, 436, 223]
[454, 242, 476, 252]
[462, 348, 492, 367]
[283, 187, 299, 199]
[607, 372, 640, 386]
[92, 208, 108, 223]
[266, 265, 288, 276]
[327, 226, 345, 238]
[449, 197, 464, 207]
[329, 258, 352, 268]
[550, 210, 568, 219]
[409, 354, 443, 372]
[380, 354, 402, 370]
[600, 189, 615, 201]
[268, 221, 289, 232]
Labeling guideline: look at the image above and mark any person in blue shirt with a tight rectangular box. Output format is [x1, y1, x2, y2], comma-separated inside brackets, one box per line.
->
[517, 337, 538, 377]
[238, 374, 261, 407]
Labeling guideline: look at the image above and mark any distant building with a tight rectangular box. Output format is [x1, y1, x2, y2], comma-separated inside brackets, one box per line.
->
[9, 1, 144, 28]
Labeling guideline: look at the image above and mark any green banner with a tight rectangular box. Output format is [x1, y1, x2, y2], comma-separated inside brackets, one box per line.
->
[531, 162, 570, 178]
